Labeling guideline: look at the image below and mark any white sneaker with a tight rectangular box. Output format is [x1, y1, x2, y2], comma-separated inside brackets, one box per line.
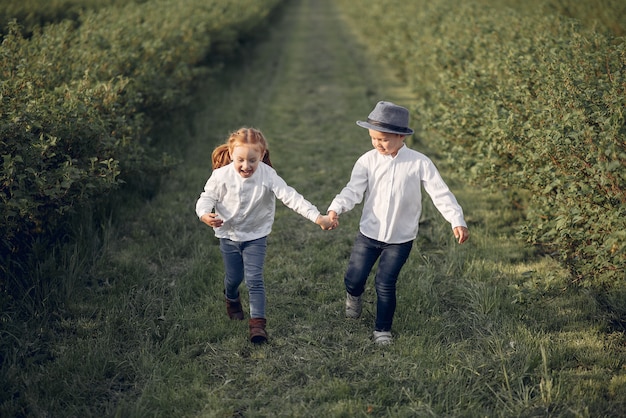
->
[373, 331, 393, 345]
[345, 292, 362, 318]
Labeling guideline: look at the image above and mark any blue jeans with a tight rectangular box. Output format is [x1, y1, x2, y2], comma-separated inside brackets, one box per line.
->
[344, 232, 413, 331]
[219, 236, 267, 319]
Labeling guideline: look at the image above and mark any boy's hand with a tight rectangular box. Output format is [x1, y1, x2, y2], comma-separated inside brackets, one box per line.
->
[454, 226, 469, 244]
[328, 210, 338, 227]
[201, 213, 223, 228]
[316, 213, 338, 230]
[326, 210, 339, 230]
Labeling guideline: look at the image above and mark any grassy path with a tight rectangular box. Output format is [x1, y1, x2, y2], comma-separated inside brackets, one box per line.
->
[9, 0, 626, 416]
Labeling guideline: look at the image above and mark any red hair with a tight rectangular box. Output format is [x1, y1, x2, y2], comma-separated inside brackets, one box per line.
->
[211, 127, 272, 170]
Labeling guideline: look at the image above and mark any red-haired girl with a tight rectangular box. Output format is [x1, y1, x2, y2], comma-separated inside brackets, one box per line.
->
[196, 127, 335, 343]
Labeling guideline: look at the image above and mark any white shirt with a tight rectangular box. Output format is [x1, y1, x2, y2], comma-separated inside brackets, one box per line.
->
[328, 145, 466, 244]
[196, 163, 321, 242]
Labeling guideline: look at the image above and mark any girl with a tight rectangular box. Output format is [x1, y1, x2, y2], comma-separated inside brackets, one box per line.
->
[196, 127, 334, 343]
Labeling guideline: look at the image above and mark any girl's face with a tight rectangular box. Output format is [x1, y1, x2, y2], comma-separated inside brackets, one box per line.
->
[369, 129, 405, 157]
[230, 144, 263, 178]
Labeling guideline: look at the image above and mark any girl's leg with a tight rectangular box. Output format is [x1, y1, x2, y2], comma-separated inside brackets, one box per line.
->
[344, 232, 382, 297]
[219, 238, 245, 300]
[241, 236, 268, 319]
[373, 240, 413, 331]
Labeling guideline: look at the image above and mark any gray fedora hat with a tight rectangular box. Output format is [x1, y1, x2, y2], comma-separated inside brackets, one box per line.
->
[356, 101, 414, 135]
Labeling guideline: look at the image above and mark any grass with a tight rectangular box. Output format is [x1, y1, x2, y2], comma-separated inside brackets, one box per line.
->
[2, 0, 626, 416]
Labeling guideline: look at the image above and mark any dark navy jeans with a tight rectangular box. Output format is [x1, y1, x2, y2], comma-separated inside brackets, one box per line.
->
[219, 236, 267, 319]
[344, 232, 413, 331]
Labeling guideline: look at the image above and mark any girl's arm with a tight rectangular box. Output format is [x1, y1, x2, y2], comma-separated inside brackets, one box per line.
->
[270, 172, 321, 224]
[195, 172, 222, 221]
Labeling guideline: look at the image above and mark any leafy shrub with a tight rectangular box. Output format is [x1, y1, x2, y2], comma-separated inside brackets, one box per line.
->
[0, 0, 131, 38]
[480, 0, 626, 37]
[338, 0, 626, 286]
[1, 0, 283, 286]
[2, 21, 124, 256]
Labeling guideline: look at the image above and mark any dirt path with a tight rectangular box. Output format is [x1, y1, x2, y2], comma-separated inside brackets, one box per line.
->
[9, 0, 623, 416]
[180, 0, 404, 186]
[40, 0, 476, 415]
[147, 0, 412, 281]
[95, 1, 624, 416]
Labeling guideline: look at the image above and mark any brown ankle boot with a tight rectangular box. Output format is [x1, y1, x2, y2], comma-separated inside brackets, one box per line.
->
[249, 318, 267, 344]
[225, 295, 244, 320]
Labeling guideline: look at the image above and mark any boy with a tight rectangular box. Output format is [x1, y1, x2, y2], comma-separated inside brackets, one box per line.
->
[327, 101, 469, 345]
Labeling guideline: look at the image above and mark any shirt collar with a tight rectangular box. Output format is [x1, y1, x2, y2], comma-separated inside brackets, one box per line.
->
[386, 143, 407, 160]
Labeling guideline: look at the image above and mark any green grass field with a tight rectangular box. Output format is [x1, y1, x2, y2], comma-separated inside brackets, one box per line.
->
[3, 0, 626, 416]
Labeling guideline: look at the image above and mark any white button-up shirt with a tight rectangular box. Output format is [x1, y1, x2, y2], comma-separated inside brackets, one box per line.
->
[196, 163, 320, 242]
[328, 145, 466, 244]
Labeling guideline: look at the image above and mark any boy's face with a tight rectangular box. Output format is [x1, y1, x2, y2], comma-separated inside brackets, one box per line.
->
[230, 144, 263, 178]
[369, 129, 405, 157]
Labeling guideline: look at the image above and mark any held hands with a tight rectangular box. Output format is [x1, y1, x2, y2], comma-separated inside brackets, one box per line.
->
[316, 211, 339, 230]
[454, 226, 470, 244]
[201, 213, 223, 228]
[203, 212, 339, 231]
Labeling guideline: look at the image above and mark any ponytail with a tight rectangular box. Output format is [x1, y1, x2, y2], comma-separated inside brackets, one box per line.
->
[211, 144, 231, 170]
[263, 149, 272, 168]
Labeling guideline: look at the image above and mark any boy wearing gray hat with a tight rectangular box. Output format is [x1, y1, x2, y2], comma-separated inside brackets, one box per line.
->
[327, 101, 469, 345]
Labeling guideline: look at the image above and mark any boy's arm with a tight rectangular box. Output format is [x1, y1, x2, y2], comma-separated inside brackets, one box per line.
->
[327, 161, 368, 215]
[421, 160, 468, 239]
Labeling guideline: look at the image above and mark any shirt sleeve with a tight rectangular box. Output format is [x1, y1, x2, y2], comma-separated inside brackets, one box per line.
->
[327, 159, 368, 215]
[270, 172, 321, 223]
[421, 160, 467, 229]
[195, 172, 221, 218]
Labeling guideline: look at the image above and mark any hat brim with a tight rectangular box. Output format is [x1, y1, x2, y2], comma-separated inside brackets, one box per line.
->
[356, 120, 414, 135]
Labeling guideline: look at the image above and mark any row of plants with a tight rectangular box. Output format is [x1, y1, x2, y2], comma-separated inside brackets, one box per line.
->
[1, 0, 284, 291]
[337, 0, 626, 286]
[0, 0, 128, 38]
[482, 0, 626, 37]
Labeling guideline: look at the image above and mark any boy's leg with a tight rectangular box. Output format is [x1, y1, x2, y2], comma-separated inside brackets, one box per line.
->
[344, 233, 382, 318]
[344, 233, 382, 297]
[373, 240, 413, 332]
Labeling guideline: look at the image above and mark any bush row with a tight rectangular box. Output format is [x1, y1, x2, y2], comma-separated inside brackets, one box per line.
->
[478, 0, 626, 37]
[1, 0, 283, 275]
[0, 0, 126, 38]
[337, 0, 626, 286]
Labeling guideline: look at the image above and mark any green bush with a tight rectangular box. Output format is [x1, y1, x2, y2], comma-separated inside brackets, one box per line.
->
[480, 0, 626, 37]
[338, 0, 626, 286]
[1, 21, 125, 256]
[0, 0, 131, 37]
[1, 0, 283, 285]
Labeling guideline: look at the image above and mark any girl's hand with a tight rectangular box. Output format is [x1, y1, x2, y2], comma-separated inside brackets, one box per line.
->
[201, 213, 223, 228]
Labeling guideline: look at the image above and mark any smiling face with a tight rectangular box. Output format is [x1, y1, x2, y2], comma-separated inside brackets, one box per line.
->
[369, 129, 405, 157]
[230, 144, 263, 178]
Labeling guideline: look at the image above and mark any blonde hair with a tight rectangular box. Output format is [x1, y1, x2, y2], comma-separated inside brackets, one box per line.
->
[211, 127, 273, 170]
